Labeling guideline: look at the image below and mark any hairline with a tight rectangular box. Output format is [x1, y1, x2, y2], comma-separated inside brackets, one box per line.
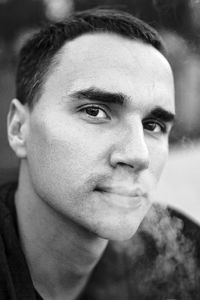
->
[16, 9, 166, 109]
[29, 31, 166, 110]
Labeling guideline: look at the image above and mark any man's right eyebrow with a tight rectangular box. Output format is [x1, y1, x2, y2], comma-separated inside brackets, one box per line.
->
[69, 87, 126, 106]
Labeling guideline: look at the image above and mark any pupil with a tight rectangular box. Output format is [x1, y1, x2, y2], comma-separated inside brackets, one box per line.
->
[86, 107, 98, 116]
[148, 123, 156, 130]
[149, 123, 155, 129]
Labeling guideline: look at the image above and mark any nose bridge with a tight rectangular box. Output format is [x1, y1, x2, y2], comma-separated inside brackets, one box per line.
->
[110, 116, 149, 171]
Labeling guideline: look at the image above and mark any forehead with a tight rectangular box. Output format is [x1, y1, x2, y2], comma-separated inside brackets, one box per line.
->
[43, 32, 174, 112]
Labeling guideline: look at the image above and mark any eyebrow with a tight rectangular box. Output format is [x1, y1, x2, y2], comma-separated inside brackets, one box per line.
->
[69, 87, 175, 123]
[147, 107, 175, 124]
[69, 87, 126, 106]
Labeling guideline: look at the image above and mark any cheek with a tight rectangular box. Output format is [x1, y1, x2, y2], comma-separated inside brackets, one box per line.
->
[26, 115, 111, 195]
[25, 120, 93, 216]
[148, 140, 169, 181]
[27, 120, 86, 181]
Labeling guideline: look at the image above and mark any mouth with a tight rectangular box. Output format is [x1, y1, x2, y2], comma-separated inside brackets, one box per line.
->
[95, 186, 147, 197]
[94, 186, 148, 210]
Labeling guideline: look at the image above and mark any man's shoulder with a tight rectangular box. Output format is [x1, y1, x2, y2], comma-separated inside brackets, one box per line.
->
[0, 182, 17, 221]
[0, 182, 19, 256]
[0, 182, 36, 300]
[83, 205, 200, 300]
[0, 182, 18, 245]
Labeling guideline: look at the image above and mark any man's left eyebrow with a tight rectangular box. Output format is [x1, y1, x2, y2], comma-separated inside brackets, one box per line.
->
[147, 107, 175, 123]
[69, 87, 126, 105]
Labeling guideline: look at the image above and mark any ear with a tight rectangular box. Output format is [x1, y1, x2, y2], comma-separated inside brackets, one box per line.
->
[7, 99, 29, 158]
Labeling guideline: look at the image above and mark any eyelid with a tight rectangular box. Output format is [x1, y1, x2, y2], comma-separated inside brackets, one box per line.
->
[143, 118, 167, 133]
[77, 103, 111, 120]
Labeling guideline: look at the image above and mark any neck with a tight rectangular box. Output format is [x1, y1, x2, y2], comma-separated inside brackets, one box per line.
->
[15, 164, 108, 300]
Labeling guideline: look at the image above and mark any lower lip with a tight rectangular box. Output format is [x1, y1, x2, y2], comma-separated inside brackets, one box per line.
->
[95, 190, 146, 210]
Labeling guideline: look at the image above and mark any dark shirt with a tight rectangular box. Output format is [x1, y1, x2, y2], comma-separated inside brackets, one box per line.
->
[0, 182, 200, 300]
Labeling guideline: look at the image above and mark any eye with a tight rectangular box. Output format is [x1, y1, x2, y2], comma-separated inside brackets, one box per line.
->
[143, 120, 166, 134]
[79, 105, 110, 120]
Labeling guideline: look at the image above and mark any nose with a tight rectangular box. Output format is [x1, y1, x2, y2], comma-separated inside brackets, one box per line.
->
[110, 118, 149, 172]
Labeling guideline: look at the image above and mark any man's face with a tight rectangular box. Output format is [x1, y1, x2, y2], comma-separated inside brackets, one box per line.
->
[24, 33, 175, 240]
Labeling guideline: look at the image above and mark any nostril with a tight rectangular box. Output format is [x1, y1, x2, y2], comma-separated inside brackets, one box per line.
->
[110, 151, 149, 171]
[117, 162, 134, 169]
[109, 129, 149, 171]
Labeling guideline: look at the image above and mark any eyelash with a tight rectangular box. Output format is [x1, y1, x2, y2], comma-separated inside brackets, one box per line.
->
[143, 119, 167, 133]
[78, 105, 167, 133]
[78, 104, 110, 120]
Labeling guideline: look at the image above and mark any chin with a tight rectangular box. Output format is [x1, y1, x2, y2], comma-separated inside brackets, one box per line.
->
[90, 206, 151, 241]
[91, 218, 142, 241]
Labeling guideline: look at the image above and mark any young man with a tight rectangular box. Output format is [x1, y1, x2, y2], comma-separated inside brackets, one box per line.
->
[0, 7, 186, 300]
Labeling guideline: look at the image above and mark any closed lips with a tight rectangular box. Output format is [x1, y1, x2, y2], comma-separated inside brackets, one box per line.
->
[95, 187, 147, 198]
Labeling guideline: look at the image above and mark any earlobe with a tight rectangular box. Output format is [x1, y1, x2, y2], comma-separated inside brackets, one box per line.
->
[7, 99, 29, 158]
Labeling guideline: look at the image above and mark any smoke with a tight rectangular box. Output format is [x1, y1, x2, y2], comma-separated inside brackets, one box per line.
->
[142, 205, 198, 292]
[112, 204, 200, 299]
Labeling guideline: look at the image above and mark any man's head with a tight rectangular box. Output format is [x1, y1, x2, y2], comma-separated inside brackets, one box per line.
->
[16, 8, 165, 109]
[8, 9, 175, 241]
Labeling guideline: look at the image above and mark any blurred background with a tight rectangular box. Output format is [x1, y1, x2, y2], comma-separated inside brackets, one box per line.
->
[0, 0, 200, 221]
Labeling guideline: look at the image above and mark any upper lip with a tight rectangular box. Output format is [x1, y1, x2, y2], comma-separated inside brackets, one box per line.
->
[96, 186, 147, 197]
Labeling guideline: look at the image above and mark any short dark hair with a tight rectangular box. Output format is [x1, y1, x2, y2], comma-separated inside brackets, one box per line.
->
[16, 8, 165, 109]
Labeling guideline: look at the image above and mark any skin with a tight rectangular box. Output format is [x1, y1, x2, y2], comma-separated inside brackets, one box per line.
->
[7, 32, 175, 299]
